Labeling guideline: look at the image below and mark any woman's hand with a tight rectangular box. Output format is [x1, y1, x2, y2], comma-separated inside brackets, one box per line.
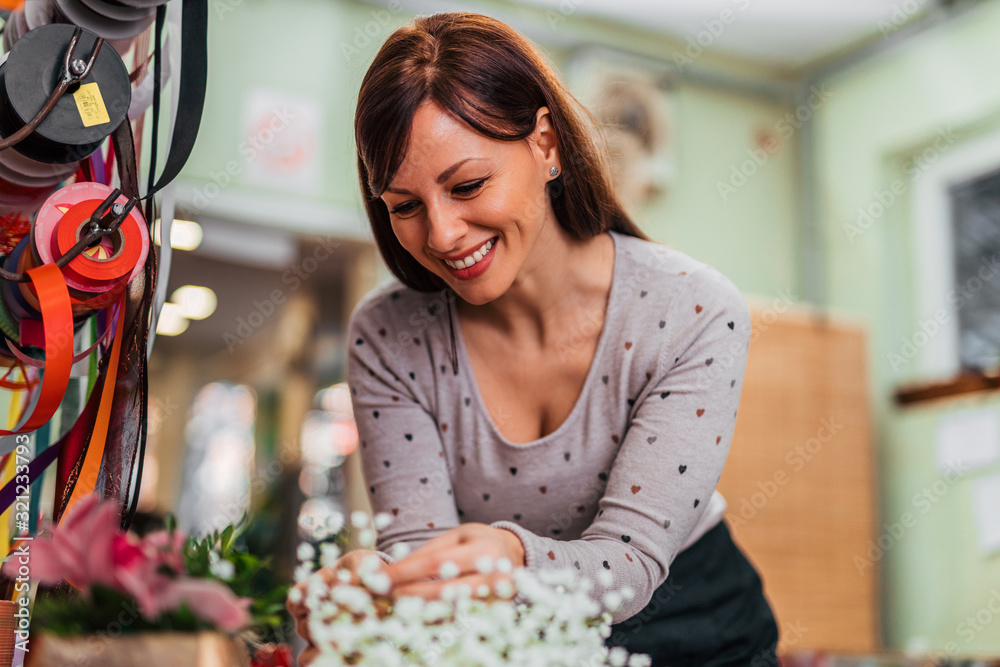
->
[383, 523, 525, 603]
[286, 549, 388, 666]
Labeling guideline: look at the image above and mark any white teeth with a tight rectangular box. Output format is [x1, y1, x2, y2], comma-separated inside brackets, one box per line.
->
[445, 237, 495, 269]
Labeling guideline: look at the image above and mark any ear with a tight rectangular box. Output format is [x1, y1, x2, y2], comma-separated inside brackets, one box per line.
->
[531, 106, 559, 174]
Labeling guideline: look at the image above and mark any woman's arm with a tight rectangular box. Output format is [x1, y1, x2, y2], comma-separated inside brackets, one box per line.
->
[490, 266, 753, 624]
[346, 293, 460, 560]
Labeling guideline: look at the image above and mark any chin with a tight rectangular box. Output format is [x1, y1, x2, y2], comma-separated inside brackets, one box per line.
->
[451, 282, 500, 306]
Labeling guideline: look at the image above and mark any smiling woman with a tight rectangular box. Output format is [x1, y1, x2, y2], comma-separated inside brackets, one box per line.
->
[288, 10, 780, 667]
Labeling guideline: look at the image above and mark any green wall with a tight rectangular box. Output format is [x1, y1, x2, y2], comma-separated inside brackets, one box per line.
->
[815, 0, 1000, 654]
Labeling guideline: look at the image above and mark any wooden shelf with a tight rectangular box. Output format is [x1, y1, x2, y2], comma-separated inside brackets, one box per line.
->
[894, 370, 1000, 406]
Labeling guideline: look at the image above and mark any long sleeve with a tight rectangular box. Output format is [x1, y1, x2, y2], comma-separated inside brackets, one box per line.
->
[346, 296, 460, 560]
[490, 266, 752, 624]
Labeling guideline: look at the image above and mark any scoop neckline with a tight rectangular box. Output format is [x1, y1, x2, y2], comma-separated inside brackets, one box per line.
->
[449, 230, 621, 449]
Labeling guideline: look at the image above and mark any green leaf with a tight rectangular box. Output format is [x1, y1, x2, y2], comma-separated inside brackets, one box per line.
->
[220, 525, 235, 555]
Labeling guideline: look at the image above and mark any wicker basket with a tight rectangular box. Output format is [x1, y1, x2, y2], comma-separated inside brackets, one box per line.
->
[25, 631, 251, 667]
[0, 600, 14, 667]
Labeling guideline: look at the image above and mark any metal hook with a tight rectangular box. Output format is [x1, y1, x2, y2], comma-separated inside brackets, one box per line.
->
[61, 27, 102, 87]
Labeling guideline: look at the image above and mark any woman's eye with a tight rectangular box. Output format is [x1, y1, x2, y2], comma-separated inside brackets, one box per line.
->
[390, 202, 416, 215]
[388, 180, 485, 216]
[454, 179, 486, 195]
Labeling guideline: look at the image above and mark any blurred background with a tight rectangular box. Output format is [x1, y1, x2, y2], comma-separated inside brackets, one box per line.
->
[123, 0, 1000, 661]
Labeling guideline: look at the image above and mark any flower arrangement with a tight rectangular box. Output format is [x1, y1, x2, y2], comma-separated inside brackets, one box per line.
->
[0, 494, 290, 658]
[290, 511, 652, 667]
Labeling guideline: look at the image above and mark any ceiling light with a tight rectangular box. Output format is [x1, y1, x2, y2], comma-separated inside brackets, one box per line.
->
[156, 302, 189, 336]
[170, 285, 217, 320]
[153, 219, 203, 251]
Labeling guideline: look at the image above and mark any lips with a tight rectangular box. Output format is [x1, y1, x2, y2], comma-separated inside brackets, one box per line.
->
[443, 236, 498, 279]
[440, 236, 498, 268]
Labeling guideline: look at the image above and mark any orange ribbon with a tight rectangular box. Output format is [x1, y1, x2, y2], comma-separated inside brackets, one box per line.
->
[60, 293, 125, 518]
[0, 264, 71, 436]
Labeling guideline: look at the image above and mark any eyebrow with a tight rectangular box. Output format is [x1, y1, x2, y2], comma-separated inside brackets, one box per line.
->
[384, 157, 485, 195]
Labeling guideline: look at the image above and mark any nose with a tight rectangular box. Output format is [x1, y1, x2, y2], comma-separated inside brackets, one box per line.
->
[424, 199, 468, 256]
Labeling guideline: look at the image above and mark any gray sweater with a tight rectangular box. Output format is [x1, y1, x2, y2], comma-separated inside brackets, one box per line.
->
[346, 229, 752, 623]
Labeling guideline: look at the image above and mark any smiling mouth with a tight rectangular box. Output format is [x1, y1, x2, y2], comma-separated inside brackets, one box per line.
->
[440, 236, 498, 270]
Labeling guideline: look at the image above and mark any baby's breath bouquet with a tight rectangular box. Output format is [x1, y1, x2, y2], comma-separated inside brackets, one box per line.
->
[289, 511, 651, 667]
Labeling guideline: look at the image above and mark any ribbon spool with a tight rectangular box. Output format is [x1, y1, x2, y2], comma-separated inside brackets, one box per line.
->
[0, 24, 131, 164]
[32, 182, 149, 302]
[55, 0, 157, 41]
[0, 136, 82, 188]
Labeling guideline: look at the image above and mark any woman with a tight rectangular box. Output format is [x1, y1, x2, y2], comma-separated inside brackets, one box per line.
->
[289, 11, 780, 666]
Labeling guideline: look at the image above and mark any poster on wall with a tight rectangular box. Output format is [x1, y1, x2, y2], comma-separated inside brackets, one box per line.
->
[564, 47, 678, 215]
[241, 88, 324, 194]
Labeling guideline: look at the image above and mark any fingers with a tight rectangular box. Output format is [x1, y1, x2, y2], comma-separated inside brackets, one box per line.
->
[298, 645, 319, 666]
[289, 552, 390, 648]
[294, 612, 313, 647]
[384, 541, 487, 588]
[391, 572, 516, 603]
[287, 565, 345, 644]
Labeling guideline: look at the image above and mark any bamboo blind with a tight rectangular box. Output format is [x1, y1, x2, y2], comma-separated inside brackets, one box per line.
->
[716, 303, 880, 653]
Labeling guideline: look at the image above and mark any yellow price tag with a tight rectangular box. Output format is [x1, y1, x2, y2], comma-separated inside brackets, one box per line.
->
[73, 82, 111, 128]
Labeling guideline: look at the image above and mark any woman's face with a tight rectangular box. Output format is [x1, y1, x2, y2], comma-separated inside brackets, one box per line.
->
[381, 99, 560, 305]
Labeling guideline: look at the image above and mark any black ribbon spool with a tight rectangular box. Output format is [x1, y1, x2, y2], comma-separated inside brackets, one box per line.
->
[0, 24, 131, 165]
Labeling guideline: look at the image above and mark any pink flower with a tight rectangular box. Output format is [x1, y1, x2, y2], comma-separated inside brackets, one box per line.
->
[142, 529, 187, 574]
[1, 495, 252, 633]
[1, 494, 116, 591]
[157, 579, 253, 632]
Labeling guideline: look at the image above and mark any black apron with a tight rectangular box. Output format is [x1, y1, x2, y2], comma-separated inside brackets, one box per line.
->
[604, 519, 780, 667]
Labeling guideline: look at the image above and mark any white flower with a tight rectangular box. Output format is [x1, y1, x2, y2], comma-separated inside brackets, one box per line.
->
[210, 557, 235, 581]
[475, 555, 494, 574]
[358, 528, 376, 548]
[287, 586, 302, 604]
[298, 556, 651, 666]
[294, 563, 313, 583]
[373, 512, 393, 530]
[363, 572, 392, 595]
[325, 512, 345, 535]
[495, 558, 512, 573]
[319, 542, 341, 568]
[597, 568, 615, 588]
[389, 542, 411, 561]
[297, 542, 317, 563]
[351, 510, 370, 529]
[438, 560, 460, 580]
[494, 579, 514, 599]
[359, 554, 384, 575]
[609, 646, 630, 666]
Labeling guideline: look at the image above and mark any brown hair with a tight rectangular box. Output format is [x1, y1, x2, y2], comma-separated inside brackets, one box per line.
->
[354, 11, 652, 293]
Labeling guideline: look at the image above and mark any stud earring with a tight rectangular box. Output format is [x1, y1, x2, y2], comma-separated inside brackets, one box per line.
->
[549, 166, 560, 177]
